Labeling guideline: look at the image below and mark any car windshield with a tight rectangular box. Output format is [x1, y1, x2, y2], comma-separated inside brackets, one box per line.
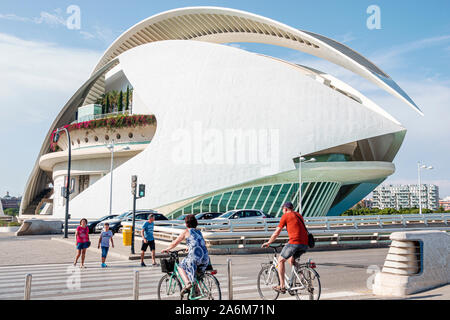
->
[116, 212, 130, 220]
[218, 211, 236, 219]
[100, 215, 115, 221]
[176, 215, 187, 220]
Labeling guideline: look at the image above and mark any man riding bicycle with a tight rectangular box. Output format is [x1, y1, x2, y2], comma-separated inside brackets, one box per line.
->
[262, 201, 309, 294]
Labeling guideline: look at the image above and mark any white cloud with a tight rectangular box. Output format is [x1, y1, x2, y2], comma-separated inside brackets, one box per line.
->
[0, 33, 101, 128]
[370, 35, 450, 69]
[0, 32, 102, 195]
[0, 10, 116, 43]
[0, 10, 66, 27]
[281, 35, 450, 197]
[335, 32, 356, 44]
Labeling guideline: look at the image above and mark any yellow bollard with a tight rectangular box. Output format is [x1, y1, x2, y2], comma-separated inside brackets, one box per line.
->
[122, 225, 132, 246]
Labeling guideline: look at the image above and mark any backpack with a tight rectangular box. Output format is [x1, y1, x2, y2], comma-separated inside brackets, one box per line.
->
[293, 212, 315, 248]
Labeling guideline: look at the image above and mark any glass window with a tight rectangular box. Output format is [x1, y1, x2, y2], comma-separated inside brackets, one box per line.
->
[263, 184, 281, 213]
[236, 188, 252, 208]
[209, 194, 222, 212]
[227, 189, 243, 210]
[219, 192, 232, 212]
[245, 187, 262, 208]
[254, 186, 271, 210]
[271, 184, 292, 216]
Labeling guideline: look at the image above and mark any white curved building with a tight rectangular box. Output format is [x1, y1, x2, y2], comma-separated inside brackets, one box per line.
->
[20, 7, 420, 219]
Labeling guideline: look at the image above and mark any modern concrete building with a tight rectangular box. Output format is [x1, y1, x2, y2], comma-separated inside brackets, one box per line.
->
[1, 192, 21, 210]
[372, 184, 439, 211]
[20, 7, 421, 219]
[438, 197, 450, 211]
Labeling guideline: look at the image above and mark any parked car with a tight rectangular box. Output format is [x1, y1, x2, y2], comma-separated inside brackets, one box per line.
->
[86, 214, 118, 234]
[195, 212, 222, 220]
[213, 209, 268, 221]
[95, 210, 162, 233]
[133, 213, 170, 231]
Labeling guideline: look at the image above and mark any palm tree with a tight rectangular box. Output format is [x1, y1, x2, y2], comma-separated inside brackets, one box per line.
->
[108, 90, 120, 113]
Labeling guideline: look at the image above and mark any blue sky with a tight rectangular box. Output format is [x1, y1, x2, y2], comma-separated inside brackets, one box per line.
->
[0, 0, 449, 198]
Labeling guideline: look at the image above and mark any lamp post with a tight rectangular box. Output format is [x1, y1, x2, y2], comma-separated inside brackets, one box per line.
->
[53, 127, 71, 238]
[417, 161, 433, 215]
[298, 153, 316, 214]
[106, 141, 131, 216]
[106, 140, 115, 216]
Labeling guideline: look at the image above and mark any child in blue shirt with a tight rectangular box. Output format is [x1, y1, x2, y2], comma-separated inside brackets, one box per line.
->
[98, 223, 114, 268]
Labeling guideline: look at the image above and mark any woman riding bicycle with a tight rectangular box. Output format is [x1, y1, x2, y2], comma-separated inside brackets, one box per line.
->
[162, 214, 210, 295]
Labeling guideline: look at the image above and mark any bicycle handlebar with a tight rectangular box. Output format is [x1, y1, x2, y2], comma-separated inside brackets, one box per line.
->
[268, 244, 284, 253]
[167, 249, 187, 257]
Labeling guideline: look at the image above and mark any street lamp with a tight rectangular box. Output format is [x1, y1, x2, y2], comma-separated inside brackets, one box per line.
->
[298, 153, 316, 215]
[417, 161, 433, 215]
[106, 142, 131, 216]
[106, 140, 115, 216]
[52, 127, 71, 238]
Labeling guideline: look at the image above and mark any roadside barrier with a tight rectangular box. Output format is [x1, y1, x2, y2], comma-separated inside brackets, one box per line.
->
[227, 258, 233, 300]
[24, 274, 32, 300]
[133, 270, 139, 300]
[373, 230, 450, 296]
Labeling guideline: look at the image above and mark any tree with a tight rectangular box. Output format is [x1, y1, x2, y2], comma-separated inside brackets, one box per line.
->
[125, 86, 130, 111]
[118, 90, 124, 112]
[4, 208, 19, 216]
[106, 90, 119, 113]
[106, 95, 110, 114]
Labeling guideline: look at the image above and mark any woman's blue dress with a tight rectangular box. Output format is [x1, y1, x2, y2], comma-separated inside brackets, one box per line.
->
[179, 228, 210, 283]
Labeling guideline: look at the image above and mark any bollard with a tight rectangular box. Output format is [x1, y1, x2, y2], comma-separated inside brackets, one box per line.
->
[133, 270, 139, 300]
[24, 274, 32, 300]
[227, 258, 233, 300]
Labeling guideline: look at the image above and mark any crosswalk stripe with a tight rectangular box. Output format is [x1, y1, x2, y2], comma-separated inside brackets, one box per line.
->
[0, 274, 250, 297]
[0, 262, 355, 300]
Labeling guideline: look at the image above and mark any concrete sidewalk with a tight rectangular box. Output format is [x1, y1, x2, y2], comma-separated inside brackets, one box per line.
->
[51, 233, 186, 261]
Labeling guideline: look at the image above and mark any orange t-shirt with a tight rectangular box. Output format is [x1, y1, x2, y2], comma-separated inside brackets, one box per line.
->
[278, 211, 308, 245]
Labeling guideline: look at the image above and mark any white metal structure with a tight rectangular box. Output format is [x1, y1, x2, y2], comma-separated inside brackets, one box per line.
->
[418, 162, 434, 214]
[21, 7, 421, 220]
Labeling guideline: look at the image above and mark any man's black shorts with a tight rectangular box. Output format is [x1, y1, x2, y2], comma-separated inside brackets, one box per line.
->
[141, 240, 155, 251]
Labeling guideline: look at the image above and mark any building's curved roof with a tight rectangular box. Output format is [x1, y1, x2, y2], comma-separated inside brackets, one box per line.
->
[90, 6, 422, 115]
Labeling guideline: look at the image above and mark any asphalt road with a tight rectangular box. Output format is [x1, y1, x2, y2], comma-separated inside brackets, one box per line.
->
[0, 232, 388, 299]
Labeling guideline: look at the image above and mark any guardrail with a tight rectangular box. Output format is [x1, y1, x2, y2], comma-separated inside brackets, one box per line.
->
[121, 213, 450, 250]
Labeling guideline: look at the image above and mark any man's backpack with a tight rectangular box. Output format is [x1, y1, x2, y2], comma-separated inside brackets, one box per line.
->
[293, 212, 315, 248]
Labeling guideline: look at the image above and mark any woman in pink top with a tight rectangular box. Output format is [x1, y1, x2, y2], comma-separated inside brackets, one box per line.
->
[74, 218, 90, 268]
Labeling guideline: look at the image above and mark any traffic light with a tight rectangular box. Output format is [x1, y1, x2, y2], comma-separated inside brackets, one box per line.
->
[138, 184, 145, 198]
[131, 175, 137, 195]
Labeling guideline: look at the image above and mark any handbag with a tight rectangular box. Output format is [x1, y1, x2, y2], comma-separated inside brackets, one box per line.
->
[293, 212, 315, 248]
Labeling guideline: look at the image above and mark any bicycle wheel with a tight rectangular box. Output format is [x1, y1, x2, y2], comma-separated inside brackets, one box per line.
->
[293, 266, 321, 300]
[199, 273, 222, 300]
[157, 273, 183, 300]
[257, 265, 280, 300]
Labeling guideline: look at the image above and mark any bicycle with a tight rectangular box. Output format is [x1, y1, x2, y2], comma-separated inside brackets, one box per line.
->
[157, 249, 222, 300]
[257, 244, 321, 300]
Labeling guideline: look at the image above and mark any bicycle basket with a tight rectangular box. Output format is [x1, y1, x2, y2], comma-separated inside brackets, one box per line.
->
[160, 258, 175, 273]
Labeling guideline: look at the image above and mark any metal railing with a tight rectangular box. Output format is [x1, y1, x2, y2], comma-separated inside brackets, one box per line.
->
[71, 110, 131, 124]
[120, 213, 450, 249]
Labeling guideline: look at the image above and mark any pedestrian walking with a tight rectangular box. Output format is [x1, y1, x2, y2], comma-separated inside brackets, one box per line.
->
[140, 214, 157, 267]
[98, 223, 114, 268]
[74, 218, 91, 268]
